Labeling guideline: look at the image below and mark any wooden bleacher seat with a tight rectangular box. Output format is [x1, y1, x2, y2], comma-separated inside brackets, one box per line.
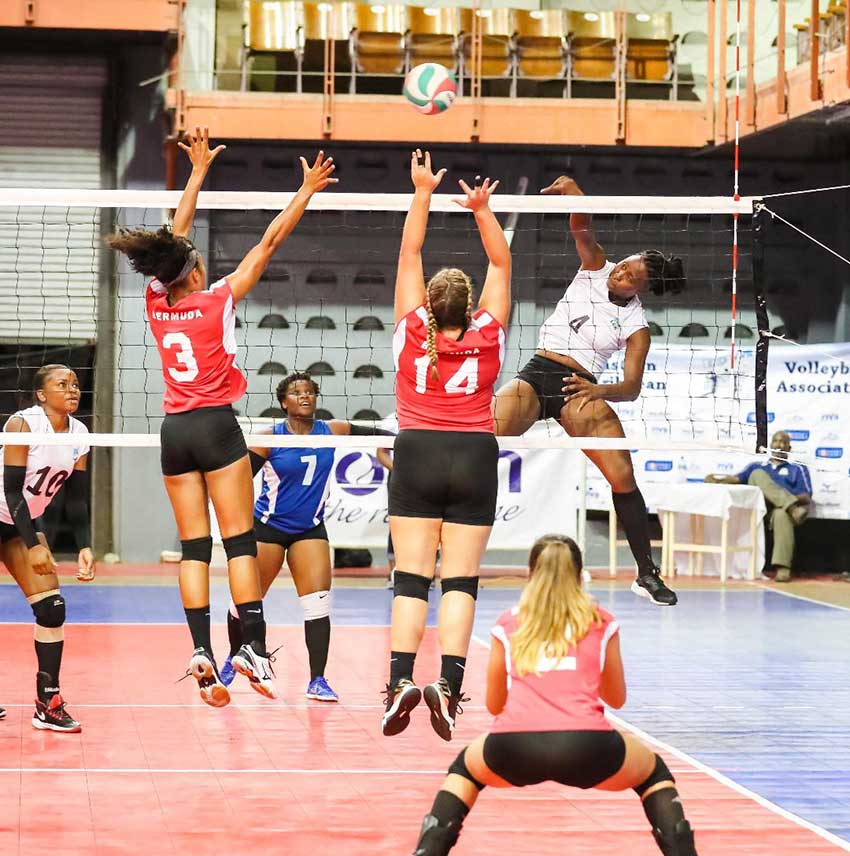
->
[513, 10, 568, 82]
[241, 0, 303, 92]
[626, 12, 675, 83]
[565, 10, 616, 81]
[350, 4, 407, 82]
[405, 7, 461, 73]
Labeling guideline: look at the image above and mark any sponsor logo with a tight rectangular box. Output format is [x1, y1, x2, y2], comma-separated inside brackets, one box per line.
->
[815, 447, 843, 459]
[747, 411, 775, 424]
[786, 430, 809, 442]
[498, 451, 522, 493]
[821, 413, 840, 422]
[645, 460, 673, 472]
[334, 453, 385, 496]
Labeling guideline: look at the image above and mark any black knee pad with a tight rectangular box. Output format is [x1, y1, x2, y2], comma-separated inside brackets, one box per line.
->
[222, 529, 257, 560]
[448, 749, 485, 791]
[180, 536, 213, 564]
[635, 755, 675, 798]
[393, 570, 432, 601]
[440, 576, 479, 601]
[31, 594, 66, 628]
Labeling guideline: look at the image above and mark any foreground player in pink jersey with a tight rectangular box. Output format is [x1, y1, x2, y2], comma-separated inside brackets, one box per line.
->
[382, 150, 511, 742]
[411, 534, 698, 856]
[108, 128, 336, 708]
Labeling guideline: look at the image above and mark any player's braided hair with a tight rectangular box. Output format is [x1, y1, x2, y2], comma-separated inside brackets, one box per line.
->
[424, 268, 473, 381]
[640, 250, 686, 296]
[106, 227, 198, 287]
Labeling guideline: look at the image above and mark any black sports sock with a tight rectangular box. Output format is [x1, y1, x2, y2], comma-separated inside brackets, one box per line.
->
[235, 600, 267, 653]
[430, 790, 470, 826]
[304, 616, 330, 680]
[389, 650, 416, 687]
[227, 609, 244, 658]
[440, 655, 466, 697]
[641, 786, 687, 837]
[36, 670, 60, 703]
[184, 606, 212, 653]
[412, 790, 470, 855]
[612, 488, 656, 576]
[34, 641, 63, 693]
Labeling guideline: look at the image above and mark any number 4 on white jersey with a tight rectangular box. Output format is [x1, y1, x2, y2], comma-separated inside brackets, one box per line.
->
[414, 355, 479, 395]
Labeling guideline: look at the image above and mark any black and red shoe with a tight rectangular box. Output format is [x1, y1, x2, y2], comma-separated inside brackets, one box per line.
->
[32, 672, 81, 733]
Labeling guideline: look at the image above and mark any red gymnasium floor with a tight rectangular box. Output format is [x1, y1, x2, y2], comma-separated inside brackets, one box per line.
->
[1, 620, 847, 856]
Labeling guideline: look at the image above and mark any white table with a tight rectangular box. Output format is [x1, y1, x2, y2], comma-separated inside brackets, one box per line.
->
[608, 483, 766, 582]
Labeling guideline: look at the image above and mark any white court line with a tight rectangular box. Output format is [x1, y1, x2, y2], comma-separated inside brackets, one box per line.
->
[0, 702, 487, 711]
[471, 633, 850, 853]
[762, 586, 850, 613]
[606, 712, 850, 853]
[0, 622, 393, 628]
[0, 766, 696, 776]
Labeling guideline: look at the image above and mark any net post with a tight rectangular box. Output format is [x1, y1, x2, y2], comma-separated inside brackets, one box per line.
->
[752, 204, 769, 454]
[91, 207, 117, 557]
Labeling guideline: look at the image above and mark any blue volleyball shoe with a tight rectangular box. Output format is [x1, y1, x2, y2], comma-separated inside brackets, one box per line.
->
[306, 676, 339, 702]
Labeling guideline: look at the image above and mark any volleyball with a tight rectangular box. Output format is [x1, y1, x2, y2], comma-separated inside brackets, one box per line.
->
[403, 63, 457, 115]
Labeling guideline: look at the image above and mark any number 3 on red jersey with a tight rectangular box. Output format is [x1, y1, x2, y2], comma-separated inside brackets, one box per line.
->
[413, 355, 479, 395]
[162, 331, 200, 382]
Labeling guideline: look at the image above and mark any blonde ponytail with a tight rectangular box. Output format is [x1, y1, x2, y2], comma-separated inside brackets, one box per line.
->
[424, 286, 440, 381]
[511, 538, 601, 678]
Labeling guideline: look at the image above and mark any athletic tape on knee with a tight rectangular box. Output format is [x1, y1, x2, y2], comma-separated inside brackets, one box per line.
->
[635, 755, 675, 798]
[448, 749, 485, 791]
[300, 590, 331, 621]
[222, 529, 257, 560]
[30, 592, 66, 628]
[181, 536, 213, 564]
[393, 570, 432, 601]
[440, 576, 479, 601]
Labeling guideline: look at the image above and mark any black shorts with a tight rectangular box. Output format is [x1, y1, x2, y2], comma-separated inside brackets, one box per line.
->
[160, 405, 247, 477]
[388, 429, 498, 526]
[0, 519, 22, 544]
[483, 730, 626, 790]
[516, 354, 597, 422]
[254, 518, 329, 549]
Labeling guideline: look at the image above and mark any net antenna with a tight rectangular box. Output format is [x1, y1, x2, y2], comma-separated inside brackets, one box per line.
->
[503, 175, 529, 248]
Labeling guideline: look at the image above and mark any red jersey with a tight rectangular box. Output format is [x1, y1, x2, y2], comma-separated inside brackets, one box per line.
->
[490, 605, 620, 733]
[145, 277, 247, 414]
[392, 306, 505, 432]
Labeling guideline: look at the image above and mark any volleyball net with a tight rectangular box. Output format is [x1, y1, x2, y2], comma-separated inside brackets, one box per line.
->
[0, 188, 763, 450]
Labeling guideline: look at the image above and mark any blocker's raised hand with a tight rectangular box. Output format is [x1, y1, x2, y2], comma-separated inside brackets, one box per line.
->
[410, 149, 447, 192]
[454, 176, 500, 212]
[299, 150, 338, 193]
[178, 126, 226, 172]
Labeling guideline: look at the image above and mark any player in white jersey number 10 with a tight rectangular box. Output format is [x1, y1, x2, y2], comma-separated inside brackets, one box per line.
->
[493, 176, 686, 607]
[0, 365, 95, 732]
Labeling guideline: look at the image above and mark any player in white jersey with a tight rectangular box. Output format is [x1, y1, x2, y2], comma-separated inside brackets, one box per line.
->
[493, 176, 685, 607]
[1, 365, 95, 732]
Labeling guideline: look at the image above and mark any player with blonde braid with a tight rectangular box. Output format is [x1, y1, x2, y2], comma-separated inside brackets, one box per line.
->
[382, 150, 511, 742]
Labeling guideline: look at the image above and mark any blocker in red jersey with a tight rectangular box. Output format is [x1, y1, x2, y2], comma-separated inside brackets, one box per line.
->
[382, 150, 512, 745]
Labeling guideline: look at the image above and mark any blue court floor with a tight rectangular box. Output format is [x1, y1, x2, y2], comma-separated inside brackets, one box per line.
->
[1, 581, 849, 843]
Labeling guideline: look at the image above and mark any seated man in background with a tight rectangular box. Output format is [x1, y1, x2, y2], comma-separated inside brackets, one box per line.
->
[705, 430, 812, 583]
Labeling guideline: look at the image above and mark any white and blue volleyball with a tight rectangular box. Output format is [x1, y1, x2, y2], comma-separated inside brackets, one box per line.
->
[403, 63, 457, 115]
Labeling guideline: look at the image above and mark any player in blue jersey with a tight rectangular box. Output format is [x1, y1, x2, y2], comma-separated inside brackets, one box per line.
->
[220, 372, 393, 701]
